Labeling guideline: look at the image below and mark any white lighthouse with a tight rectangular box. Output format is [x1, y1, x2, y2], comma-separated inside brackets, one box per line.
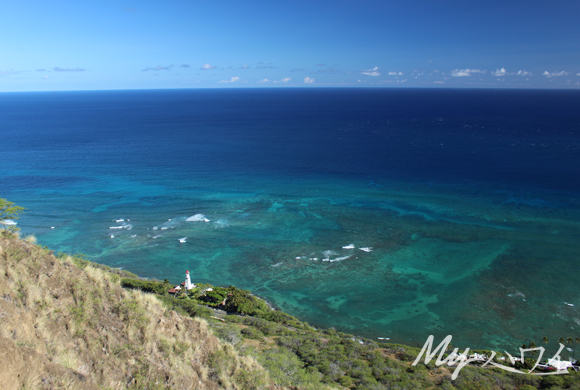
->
[184, 270, 195, 290]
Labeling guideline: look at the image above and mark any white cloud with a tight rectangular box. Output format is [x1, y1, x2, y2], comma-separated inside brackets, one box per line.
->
[360, 66, 380, 76]
[451, 69, 483, 77]
[54, 67, 86, 72]
[201, 63, 216, 70]
[258, 78, 269, 83]
[42, 75, 51, 79]
[304, 77, 315, 84]
[492, 68, 507, 76]
[219, 76, 241, 83]
[433, 81, 444, 84]
[241, 65, 249, 69]
[273, 77, 292, 84]
[543, 71, 569, 77]
[387, 71, 404, 76]
[0, 69, 19, 76]
[516, 70, 531, 76]
[142, 65, 172, 72]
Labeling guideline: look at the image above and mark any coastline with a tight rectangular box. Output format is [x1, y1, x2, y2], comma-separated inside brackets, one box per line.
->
[2, 227, 579, 389]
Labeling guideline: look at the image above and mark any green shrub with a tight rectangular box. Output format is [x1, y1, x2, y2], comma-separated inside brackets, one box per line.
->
[339, 375, 355, 387]
[121, 278, 171, 295]
[223, 286, 269, 316]
[240, 326, 264, 340]
[213, 324, 243, 345]
[519, 385, 538, 390]
[202, 289, 228, 304]
[158, 295, 211, 318]
[257, 348, 324, 389]
[0, 198, 24, 233]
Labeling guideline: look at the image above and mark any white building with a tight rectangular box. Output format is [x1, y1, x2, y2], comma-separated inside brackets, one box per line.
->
[184, 270, 195, 290]
[168, 270, 196, 295]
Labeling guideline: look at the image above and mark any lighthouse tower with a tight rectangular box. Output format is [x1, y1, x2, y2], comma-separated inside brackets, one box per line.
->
[184, 270, 194, 290]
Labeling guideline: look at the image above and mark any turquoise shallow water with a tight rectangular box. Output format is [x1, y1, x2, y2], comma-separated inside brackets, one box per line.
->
[10, 172, 580, 351]
[2, 89, 580, 352]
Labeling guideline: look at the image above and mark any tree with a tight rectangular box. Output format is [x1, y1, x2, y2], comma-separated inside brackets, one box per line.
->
[567, 337, 575, 360]
[0, 199, 25, 231]
[541, 336, 549, 344]
[558, 337, 565, 344]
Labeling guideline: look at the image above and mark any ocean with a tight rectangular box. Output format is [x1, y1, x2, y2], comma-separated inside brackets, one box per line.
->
[1, 88, 579, 352]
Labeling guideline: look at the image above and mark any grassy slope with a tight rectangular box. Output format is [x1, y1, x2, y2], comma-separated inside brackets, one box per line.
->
[0, 231, 271, 390]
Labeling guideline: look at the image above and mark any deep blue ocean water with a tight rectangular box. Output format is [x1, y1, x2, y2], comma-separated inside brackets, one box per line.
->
[2, 88, 580, 352]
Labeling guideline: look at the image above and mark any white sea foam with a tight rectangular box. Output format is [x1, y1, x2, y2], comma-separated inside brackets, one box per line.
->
[309, 257, 318, 261]
[110, 223, 132, 230]
[342, 244, 355, 249]
[186, 214, 210, 222]
[154, 219, 179, 231]
[213, 219, 229, 228]
[565, 302, 575, 307]
[508, 290, 526, 299]
[359, 247, 373, 252]
[322, 250, 338, 261]
[114, 219, 125, 222]
[179, 237, 187, 243]
[110, 234, 114, 238]
[1, 219, 17, 226]
[329, 255, 352, 263]
[271, 262, 283, 267]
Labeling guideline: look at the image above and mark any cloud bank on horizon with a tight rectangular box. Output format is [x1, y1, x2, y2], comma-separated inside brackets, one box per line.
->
[1, 0, 579, 91]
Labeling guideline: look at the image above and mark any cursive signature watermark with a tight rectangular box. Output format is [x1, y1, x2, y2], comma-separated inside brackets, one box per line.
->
[412, 335, 574, 379]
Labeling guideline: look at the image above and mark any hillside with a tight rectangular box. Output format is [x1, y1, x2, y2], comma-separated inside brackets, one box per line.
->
[0, 230, 269, 390]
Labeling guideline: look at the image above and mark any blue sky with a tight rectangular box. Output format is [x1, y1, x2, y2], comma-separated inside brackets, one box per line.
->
[2, 0, 580, 91]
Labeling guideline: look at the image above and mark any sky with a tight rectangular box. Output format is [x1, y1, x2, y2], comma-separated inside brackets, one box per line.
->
[1, 0, 580, 91]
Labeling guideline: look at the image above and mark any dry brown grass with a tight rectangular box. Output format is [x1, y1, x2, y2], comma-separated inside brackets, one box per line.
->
[0, 232, 271, 390]
[24, 234, 37, 245]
